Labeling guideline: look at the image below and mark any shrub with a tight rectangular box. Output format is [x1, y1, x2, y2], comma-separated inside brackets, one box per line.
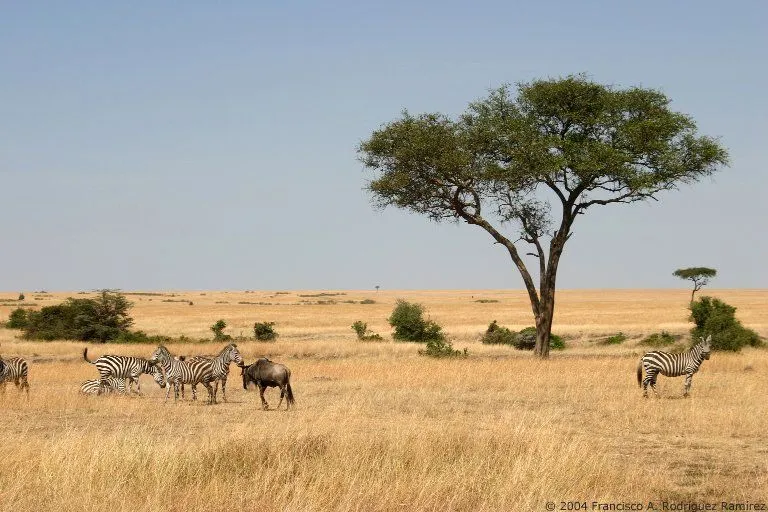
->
[388, 300, 445, 343]
[640, 331, 679, 347]
[5, 308, 30, 329]
[18, 293, 25, 301]
[113, 330, 174, 344]
[512, 327, 565, 351]
[23, 290, 134, 342]
[480, 320, 516, 345]
[418, 337, 466, 358]
[351, 321, 382, 341]
[689, 296, 762, 351]
[599, 332, 627, 345]
[254, 321, 277, 341]
[210, 319, 232, 341]
[360, 299, 376, 304]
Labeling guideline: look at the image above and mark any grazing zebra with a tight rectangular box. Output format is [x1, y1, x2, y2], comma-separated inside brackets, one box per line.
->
[80, 377, 127, 395]
[150, 345, 216, 404]
[185, 343, 244, 403]
[637, 335, 712, 398]
[83, 348, 166, 395]
[0, 356, 30, 395]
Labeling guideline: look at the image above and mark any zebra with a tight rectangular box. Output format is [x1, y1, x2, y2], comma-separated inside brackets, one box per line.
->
[149, 345, 216, 404]
[0, 355, 30, 395]
[80, 377, 127, 395]
[184, 343, 244, 403]
[637, 335, 712, 398]
[83, 348, 166, 395]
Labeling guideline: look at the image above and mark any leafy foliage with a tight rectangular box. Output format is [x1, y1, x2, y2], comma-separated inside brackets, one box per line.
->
[210, 319, 232, 341]
[254, 321, 278, 341]
[359, 75, 729, 358]
[599, 332, 627, 345]
[480, 320, 517, 345]
[18, 293, 25, 301]
[5, 308, 30, 329]
[639, 331, 679, 347]
[673, 267, 717, 302]
[418, 337, 467, 358]
[22, 290, 134, 342]
[351, 321, 383, 341]
[480, 321, 564, 350]
[388, 300, 445, 343]
[689, 296, 761, 351]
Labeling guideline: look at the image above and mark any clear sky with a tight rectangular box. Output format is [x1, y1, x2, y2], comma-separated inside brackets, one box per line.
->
[1, 1, 766, 291]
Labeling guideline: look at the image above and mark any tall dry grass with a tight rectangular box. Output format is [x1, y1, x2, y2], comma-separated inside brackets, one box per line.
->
[1, 290, 766, 511]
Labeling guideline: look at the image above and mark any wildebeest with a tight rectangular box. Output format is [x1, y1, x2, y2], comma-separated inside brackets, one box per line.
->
[240, 358, 294, 410]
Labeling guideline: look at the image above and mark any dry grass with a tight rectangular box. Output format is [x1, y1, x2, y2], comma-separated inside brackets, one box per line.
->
[1, 289, 766, 511]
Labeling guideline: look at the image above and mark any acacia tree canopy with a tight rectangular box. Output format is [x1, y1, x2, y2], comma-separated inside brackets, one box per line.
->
[359, 75, 729, 358]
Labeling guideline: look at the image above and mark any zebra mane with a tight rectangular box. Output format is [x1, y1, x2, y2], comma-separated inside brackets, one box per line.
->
[216, 343, 237, 357]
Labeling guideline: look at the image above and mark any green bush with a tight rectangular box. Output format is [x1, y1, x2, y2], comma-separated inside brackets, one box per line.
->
[512, 327, 564, 351]
[113, 330, 174, 344]
[210, 319, 232, 341]
[351, 321, 382, 341]
[5, 308, 30, 329]
[418, 337, 466, 358]
[23, 290, 134, 342]
[640, 331, 679, 347]
[480, 320, 516, 345]
[18, 293, 25, 301]
[254, 321, 278, 341]
[689, 296, 762, 351]
[599, 332, 627, 345]
[360, 299, 376, 304]
[480, 322, 564, 350]
[388, 300, 445, 343]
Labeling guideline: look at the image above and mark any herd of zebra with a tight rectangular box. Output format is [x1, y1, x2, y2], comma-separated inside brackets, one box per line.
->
[0, 342, 295, 409]
[1, 336, 713, 400]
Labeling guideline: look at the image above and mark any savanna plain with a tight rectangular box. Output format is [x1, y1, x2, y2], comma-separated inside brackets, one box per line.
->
[1, 289, 766, 512]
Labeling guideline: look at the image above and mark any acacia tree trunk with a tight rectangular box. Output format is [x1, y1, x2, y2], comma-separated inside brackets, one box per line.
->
[533, 231, 567, 358]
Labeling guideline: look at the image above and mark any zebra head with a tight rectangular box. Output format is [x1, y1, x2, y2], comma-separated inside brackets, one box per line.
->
[150, 363, 167, 388]
[149, 345, 171, 365]
[700, 335, 712, 360]
[228, 344, 244, 366]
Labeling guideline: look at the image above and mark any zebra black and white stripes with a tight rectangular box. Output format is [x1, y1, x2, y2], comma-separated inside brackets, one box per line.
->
[187, 343, 243, 403]
[0, 355, 30, 395]
[637, 335, 712, 397]
[150, 345, 216, 404]
[80, 377, 127, 395]
[83, 348, 166, 394]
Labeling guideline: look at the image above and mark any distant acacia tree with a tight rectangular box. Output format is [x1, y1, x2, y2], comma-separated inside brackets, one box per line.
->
[674, 267, 717, 303]
[359, 74, 729, 358]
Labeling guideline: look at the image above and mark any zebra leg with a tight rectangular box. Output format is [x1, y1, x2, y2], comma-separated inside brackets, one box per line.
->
[217, 377, 227, 403]
[203, 381, 215, 405]
[20, 375, 29, 396]
[649, 374, 659, 397]
[165, 381, 172, 402]
[191, 384, 198, 401]
[684, 373, 693, 397]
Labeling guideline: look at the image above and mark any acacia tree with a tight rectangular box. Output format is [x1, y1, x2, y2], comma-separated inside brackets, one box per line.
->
[673, 267, 717, 303]
[358, 75, 728, 358]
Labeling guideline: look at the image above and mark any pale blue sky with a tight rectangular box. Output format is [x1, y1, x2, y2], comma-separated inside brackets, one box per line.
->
[1, 1, 766, 291]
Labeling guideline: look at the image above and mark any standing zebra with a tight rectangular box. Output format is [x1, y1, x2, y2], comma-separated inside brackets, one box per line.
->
[83, 348, 165, 395]
[185, 343, 243, 403]
[80, 377, 127, 395]
[0, 355, 30, 395]
[637, 335, 712, 397]
[150, 345, 216, 404]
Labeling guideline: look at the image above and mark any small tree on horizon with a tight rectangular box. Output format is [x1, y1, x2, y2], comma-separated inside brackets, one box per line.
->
[674, 267, 717, 303]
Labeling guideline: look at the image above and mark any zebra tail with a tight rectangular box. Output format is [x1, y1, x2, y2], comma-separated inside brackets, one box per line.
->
[83, 347, 94, 364]
[285, 380, 295, 406]
[636, 359, 643, 387]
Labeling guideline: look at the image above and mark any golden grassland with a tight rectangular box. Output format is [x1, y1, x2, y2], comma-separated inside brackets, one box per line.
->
[0, 289, 766, 511]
